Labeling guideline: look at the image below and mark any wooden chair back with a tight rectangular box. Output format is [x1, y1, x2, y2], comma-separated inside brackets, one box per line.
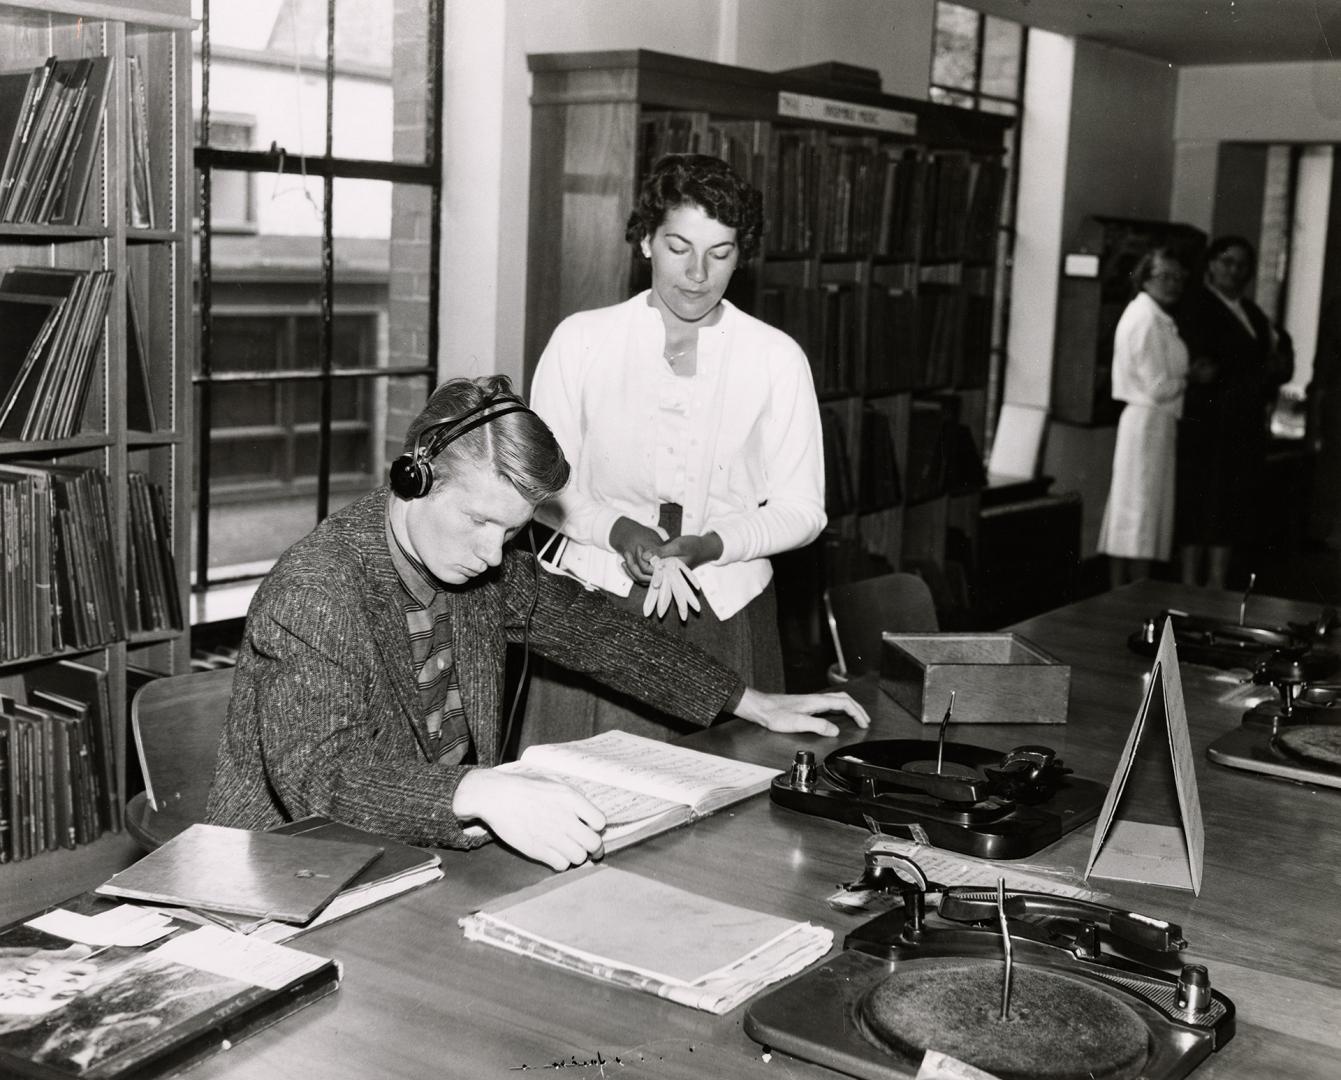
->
[824, 572, 939, 677]
[127, 666, 235, 849]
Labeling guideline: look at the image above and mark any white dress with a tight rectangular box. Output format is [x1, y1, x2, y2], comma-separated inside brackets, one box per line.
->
[1097, 291, 1189, 561]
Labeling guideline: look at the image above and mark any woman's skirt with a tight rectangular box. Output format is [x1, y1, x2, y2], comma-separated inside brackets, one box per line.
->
[1097, 403, 1178, 561]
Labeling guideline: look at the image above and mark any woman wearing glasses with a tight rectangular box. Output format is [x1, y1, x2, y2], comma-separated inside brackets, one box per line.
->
[1098, 246, 1191, 588]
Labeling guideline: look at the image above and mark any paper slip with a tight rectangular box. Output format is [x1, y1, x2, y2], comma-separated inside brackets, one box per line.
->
[860, 836, 1100, 897]
[154, 925, 331, 990]
[27, 905, 176, 947]
[917, 1049, 1003, 1080]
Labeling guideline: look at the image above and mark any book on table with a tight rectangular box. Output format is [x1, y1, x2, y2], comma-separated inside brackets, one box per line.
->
[460, 863, 833, 1015]
[95, 822, 384, 924]
[184, 817, 444, 943]
[492, 729, 782, 853]
[0, 890, 338, 1080]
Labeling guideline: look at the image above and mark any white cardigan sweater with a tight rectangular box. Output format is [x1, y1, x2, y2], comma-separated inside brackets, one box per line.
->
[530, 292, 826, 620]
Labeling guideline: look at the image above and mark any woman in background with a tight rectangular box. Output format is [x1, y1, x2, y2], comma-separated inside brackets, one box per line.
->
[1177, 235, 1293, 588]
[1098, 246, 1190, 587]
[524, 153, 825, 748]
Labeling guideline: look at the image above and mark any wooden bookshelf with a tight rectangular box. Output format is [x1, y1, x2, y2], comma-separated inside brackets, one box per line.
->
[0, 1, 191, 880]
[523, 50, 1010, 642]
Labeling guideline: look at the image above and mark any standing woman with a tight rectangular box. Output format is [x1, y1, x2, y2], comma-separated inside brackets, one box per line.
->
[523, 153, 826, 748]
[1097, 247, 1190, 587]
[1177, 236, 1293, 588]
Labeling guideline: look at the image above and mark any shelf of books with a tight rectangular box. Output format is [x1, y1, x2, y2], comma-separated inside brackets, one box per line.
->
[524, 50, 1009, 644]
[0, 0, 192, 886]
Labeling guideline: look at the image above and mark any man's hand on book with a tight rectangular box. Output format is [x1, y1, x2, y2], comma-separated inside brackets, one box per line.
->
[733, 688, 870, 736]
[453, 770, 607, 871]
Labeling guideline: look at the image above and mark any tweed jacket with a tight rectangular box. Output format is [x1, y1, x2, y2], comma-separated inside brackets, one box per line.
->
[205, 488, 744, 849]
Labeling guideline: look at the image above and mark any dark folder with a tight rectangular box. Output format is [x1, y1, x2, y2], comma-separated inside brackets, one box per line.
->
[96, 822, 384, 923]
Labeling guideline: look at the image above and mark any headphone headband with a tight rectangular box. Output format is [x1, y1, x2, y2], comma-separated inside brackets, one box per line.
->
[416, 400, 529, 460]
[389, 393, 533, 500]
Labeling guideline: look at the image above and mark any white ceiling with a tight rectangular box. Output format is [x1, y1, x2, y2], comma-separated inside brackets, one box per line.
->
[961, 0, 1341, 66]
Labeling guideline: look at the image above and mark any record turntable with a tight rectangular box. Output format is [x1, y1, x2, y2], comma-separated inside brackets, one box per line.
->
[770, 697, 1107, 860]
[744, 851, 1235, 1080]
[1127, 590, 1337, 672]
[1207, 644, 1341, 790]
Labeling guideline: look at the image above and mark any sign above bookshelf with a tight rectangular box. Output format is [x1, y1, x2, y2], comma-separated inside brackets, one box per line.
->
[776, 90, 917, 135]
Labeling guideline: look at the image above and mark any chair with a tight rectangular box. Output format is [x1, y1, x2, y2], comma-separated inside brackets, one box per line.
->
[125, 666, 235, 850]
[824, 571, 939, 684]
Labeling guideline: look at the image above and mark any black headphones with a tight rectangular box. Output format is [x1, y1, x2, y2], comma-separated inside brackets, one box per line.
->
[388, 393, 532, 500]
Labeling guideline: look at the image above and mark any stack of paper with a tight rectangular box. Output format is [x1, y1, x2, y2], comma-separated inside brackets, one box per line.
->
[460, 864, 833, 1015]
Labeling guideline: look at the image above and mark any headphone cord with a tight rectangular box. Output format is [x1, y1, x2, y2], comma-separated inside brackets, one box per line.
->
[498, 523, 541, 761]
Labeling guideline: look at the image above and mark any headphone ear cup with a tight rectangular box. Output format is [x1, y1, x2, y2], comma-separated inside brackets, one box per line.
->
[389, 453, 434, 500]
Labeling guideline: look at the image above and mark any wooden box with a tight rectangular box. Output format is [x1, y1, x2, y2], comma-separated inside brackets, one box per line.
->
[879, 632, 1070, 724]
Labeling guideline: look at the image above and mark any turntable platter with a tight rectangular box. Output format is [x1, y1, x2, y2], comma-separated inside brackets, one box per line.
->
[860, 959, 1149, 1080]
[1276, 725, 1341, 771]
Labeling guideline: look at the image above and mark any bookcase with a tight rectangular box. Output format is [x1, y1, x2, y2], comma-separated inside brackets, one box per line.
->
[523, 50, 1010, 647]
[0, 0, 192, 887]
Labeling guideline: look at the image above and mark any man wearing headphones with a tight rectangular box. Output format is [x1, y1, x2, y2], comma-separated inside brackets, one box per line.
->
[207, 375, 867, 871]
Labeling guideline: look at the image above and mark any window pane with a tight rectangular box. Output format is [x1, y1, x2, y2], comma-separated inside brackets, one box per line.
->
[980, 16, 1022, 99]
[210, 313, 286, 376]
[929, 87, 975, 110]
[194, 0, 329, 153]
[204, 172, 325, 379]
[332, 0, 433, 164]
[195, 373, 427, 580]
[205, 165, 256, 232]
[932, 3, 979, 92]
[332, 178, 432, 373]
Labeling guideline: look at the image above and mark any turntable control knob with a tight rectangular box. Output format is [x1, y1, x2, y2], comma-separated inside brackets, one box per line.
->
[790, 750, 817, 790]
[1176, 964, 1211, 1012]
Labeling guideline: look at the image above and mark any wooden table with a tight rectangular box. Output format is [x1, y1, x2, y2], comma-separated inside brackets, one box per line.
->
[192, 581, 1341, 1079]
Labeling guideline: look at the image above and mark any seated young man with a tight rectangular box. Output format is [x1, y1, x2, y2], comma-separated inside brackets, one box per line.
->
[206, 375, 867, 870]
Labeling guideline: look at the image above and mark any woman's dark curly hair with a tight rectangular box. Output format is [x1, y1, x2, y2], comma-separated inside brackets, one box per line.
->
[624, 153, 764, 260]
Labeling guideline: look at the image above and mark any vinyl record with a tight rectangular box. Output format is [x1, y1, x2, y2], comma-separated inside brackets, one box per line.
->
[859, 958, 1149, 1080]
[1275, 725, 1341, 771]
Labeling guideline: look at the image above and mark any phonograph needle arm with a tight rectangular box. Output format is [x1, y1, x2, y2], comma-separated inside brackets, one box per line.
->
[996, 877, 1013, 1022]
[834, 753, 988, 803]
[938, 889, 1188, 954]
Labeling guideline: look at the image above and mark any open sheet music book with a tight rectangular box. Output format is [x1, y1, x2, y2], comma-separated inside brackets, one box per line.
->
[460, 864, 833, 1014]
[492, 730, 781, 853]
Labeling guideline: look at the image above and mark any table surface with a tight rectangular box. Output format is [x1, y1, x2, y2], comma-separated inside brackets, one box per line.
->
[187, 581, 1341, 1080]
